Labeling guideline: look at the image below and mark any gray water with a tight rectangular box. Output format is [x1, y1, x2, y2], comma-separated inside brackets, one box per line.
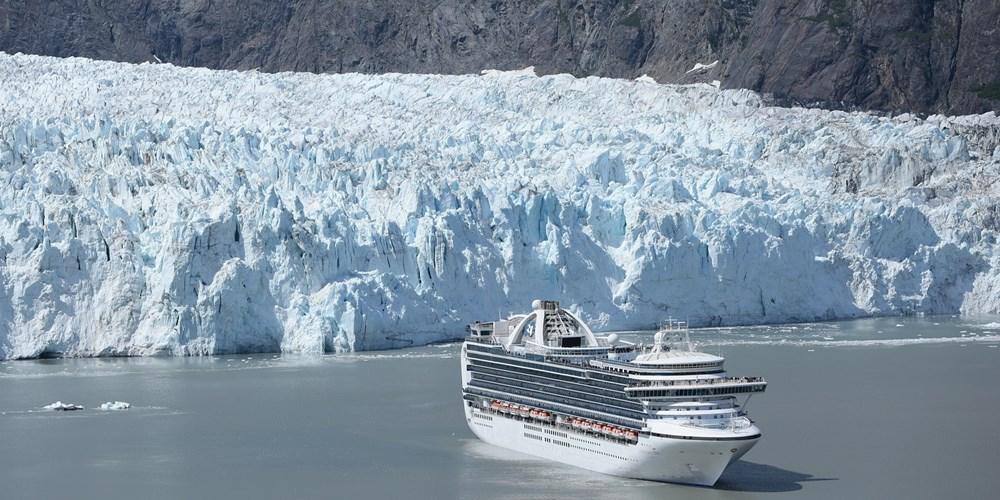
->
[2, 316, 1000, 499]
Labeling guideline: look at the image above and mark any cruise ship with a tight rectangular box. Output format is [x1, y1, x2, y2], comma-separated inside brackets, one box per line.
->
[460, 300, 767, 486]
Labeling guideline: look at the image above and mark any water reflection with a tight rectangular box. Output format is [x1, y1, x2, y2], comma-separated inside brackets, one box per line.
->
[716, 461, 837, 493]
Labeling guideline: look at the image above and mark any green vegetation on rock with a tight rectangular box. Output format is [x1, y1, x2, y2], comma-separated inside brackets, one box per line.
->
[973, 82, 1000, 101]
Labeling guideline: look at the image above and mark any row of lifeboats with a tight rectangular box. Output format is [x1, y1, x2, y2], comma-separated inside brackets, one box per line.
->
[489, 400, 556, 422]
[485, 399, 638, 442]
[563, 418, 638, 442]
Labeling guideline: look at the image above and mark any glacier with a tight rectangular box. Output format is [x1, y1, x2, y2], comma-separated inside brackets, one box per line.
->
[0, 53, 998, 360]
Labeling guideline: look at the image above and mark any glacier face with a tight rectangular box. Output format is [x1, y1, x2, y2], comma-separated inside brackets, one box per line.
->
[0, 53, 998, 360]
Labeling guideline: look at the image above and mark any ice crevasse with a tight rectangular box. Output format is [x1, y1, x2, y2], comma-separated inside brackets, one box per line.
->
[0, 53, 998, 359]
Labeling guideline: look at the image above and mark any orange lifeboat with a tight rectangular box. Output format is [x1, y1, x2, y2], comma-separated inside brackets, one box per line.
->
[602, 425, 614, 435]
[571, 419, 582, 429]
[625, 430, 638, 441]
[579, 421, 592, 431]
[611, 428, 625, 438]
[518, 406, 530, 417]
[490, 401, 501, 411]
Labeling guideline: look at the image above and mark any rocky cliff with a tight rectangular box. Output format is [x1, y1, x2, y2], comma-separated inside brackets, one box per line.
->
[1, 0, 997, 115]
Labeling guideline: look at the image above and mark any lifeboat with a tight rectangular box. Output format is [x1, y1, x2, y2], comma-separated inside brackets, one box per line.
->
[602, 425, 614, 435]
[529, 409, 540, 418]
[625, 430, 638, 441]
[500, 402, 511, 414]
[611, 428, 625, 438]
[571, 419, 582, 429]
[579, 421, 592, 431]
[518, 406, 530, 417]
[490, 401, 501, 411]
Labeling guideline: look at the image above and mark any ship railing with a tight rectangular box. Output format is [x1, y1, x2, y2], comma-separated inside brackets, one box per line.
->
[678, 416, 754, 431]
[728, 416, 753, 431]
[466, 335, 501, 345]
[627, 376, 765, 388]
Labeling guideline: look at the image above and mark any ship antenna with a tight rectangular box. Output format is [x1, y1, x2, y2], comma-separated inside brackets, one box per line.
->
[684, 320, 693, 352]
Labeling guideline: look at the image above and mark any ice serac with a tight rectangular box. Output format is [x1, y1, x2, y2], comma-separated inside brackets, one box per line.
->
[0, 53, 998, 360]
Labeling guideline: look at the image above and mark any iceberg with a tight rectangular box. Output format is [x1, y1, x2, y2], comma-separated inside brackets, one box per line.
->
[99, 401, 131, 410]
[0, 53, 998, 359]
[43, 401, 84, 411]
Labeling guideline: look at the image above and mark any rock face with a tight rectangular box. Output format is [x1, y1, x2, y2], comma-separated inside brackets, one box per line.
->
[0, 1, 997, 115]
[0, 53, 998, 359]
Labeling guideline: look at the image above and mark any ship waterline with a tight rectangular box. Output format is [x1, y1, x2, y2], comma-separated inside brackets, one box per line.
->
[460, 300, 766, 486]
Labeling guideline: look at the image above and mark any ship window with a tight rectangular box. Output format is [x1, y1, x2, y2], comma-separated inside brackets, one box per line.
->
[561, 337, 583, 348]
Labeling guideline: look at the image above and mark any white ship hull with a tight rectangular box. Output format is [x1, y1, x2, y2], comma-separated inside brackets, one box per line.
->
[463, 404, 758, 486]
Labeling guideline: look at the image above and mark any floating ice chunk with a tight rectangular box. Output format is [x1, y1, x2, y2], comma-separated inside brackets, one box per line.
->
[981, 322, 1000, 329]
[895, 324, 904, 327]
[43, 401, 84, 411]
[99, 401, 131, 411]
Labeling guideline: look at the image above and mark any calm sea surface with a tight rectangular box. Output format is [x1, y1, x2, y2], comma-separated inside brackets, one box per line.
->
[2, 316, 999, 499]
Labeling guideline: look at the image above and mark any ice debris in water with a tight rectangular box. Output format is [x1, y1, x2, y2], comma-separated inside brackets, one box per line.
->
[99, 401, 131, 411]
[43, 401, 84, 411]
[0, 53, 999, 360]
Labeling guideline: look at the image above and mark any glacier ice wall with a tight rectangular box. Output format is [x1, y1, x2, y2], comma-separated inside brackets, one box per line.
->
[0, 53, 998, 359]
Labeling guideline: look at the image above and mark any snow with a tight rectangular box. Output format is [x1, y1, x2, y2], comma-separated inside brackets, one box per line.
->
[99, 401, 131, 410]
[43, 401, 84, 411]
[685, 60, 719, 74]
[0, 53, 999, 359]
